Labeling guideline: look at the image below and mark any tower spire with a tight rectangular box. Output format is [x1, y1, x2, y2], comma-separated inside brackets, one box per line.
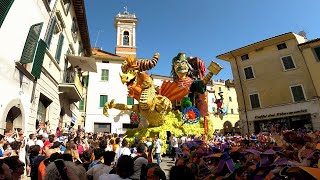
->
[114, 8, 138, 58]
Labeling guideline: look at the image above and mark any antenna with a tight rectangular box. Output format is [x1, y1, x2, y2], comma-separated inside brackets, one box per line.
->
[298, 31, 307, 40]
[94, 30, 104, 48]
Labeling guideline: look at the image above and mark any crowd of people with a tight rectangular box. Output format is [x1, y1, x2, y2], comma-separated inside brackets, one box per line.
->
[0, 122, 319, 180]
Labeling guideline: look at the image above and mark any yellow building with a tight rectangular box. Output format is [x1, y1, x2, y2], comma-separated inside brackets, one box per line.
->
[207, 79, 241, 134]
[217, 32, 320, 134]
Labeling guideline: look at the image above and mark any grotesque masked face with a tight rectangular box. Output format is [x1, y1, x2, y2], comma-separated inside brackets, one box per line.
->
[119, 68, 139, 89]
[174, 59, 189, 77]
[173, 53, 190, 79]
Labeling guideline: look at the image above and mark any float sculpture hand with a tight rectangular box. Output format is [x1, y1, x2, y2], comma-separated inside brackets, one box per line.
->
[103, 99, 116, 116]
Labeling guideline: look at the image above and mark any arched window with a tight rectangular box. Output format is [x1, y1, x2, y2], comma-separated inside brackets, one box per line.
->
[123, 31, 129, 45]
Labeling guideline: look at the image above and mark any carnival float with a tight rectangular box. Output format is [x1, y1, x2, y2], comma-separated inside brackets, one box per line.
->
[103, 52, 223, 153]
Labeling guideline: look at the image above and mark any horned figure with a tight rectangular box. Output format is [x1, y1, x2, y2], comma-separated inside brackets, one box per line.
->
[103, 53, 186, 127]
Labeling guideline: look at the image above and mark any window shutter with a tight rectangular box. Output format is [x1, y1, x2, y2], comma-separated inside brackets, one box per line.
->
[127, 97, 134, 105]
[20, 23, 43, 64]
[79, 99, 84, 111]
[31, 39, 47, 79]
[0, 0, 14, 28]
[100, 95, 108, 107]
[45, 17, 56, 48]
[55, 33, 64, 63]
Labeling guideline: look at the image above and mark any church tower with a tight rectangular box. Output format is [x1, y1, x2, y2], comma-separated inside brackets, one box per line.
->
[114, 7, 137, 58]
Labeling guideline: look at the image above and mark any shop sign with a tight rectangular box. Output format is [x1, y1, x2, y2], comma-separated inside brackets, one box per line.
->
[255, 109, 307, 119]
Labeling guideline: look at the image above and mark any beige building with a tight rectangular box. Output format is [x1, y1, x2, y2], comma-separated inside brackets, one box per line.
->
[151, 74, 240, 134]
[217, 32, 320, 134]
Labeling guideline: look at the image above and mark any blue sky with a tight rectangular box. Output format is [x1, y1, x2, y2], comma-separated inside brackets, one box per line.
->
[84, 0, 320, 80]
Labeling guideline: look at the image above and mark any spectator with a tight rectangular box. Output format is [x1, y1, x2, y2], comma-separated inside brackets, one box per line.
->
[130, 143, 148, 180]
[87, 151, 116, 180]
[0, 159, 13, 180]
[88, 148, 104, 169]
[98, 155, 134, 180]
[0, 134, 9, 157]
[154, 135, 162, 165]
[44, 160, 86, 180]
[115, 139, 131, 161]
[4, 156, 25, 180]
[170, 165, 195, 180]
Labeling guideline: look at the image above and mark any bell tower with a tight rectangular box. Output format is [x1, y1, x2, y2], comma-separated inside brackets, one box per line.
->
[114, 7, 137, 58]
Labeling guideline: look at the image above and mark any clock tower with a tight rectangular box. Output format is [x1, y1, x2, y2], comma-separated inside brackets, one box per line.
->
[114, 7, 137, 58]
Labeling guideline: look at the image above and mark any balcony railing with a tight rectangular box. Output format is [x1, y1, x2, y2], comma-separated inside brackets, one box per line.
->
[58, 71, 83, 102]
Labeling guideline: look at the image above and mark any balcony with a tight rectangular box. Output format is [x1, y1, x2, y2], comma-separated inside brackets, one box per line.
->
[58, 72, 83, 102]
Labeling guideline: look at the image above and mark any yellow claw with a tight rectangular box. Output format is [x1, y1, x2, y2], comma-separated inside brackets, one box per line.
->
[103, 99, 116, 116]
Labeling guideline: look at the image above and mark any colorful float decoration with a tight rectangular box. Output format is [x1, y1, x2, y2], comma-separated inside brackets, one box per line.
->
[102, 52, 222, 153]
[182, 106, 200, 124]
[130, 112, 141, 126]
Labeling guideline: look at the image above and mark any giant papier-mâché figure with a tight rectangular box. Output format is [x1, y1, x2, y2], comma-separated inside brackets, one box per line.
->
[103, 53, 188, 127]
[171, 53, 222, 124]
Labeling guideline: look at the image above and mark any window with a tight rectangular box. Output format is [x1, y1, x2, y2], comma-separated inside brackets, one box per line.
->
[102, 61, 109, 63]
[20, 23, 43, 64]
[78, 43, 82, 55]
[277, 43, 287, 50]
[101, 69, 109, 81]
[0, 0, 15, 28]
[44, 17, 57, 48]
[281, 56, 296, 70]
[231, 108, 234, 114]
[82, 75, 89, 87]
[244, 66, 254, 79]
[313, 47, 320, 62]
[227, 86, 230, 91]
[212, 107, 216, 112]
[71, 18, 78, 42]
[55, 33, 64, 63]
[63, 0, 71, 15]
[211, 97, 215, 103]
[123, 31, 129, 45]
[249, 93, 260, 109]
[229, 97, 232, 102]
[79, 99, 84, 111]
[127, 97, 134, 105]
[219, 87, 222, 92]
[36, 93, 52, 123]
[290, 85, 305, 102]
[241, 54, 249, 61]
[99, 95, 108, 107]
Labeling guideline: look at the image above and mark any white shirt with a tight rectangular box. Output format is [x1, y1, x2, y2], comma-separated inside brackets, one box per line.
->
[155, 139, 162, 153]
[171, 137, 178, 148]
[98, 174, 131, 180]
[115, 147, 131, 161]
[36, 139, 44, 148]
[27, 139, 36, 146]
[87, 164, 112, 180]
[6, 137, 15, 143]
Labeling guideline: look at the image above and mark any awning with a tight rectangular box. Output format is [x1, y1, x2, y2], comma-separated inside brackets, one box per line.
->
[67, 55, 97, 72]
